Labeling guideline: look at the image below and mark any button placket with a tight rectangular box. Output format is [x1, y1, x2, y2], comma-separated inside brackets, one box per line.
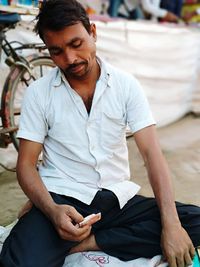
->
[86, 119, 102, 184]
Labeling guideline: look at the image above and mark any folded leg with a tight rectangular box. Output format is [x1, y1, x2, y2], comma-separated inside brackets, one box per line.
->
[0, 192, 95, 267]
[0, 205, 77, 267]
[94, 195, 200, 261]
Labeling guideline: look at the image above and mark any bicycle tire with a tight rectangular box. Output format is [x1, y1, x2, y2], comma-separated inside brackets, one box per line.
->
[1, 54, 55, 150]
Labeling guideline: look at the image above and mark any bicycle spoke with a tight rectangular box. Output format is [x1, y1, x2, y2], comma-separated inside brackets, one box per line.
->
[1, 55, 54, 150]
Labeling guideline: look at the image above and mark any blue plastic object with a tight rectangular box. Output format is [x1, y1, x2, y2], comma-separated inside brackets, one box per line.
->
[18, 0, 32, 5]
[0, 0, 8, 5]
[193, 250, 200, 267]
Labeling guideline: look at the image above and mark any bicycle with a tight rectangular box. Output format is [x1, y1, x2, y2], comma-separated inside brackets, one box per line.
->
[0, 12, 55, 151]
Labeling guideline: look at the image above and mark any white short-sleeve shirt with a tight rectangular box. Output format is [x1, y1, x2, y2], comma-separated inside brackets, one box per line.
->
[17, 58, 156, 208]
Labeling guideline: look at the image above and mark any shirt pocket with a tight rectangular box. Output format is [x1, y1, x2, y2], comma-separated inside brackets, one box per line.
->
[48, 111, 84, 145]
[101, 111, 126, 149]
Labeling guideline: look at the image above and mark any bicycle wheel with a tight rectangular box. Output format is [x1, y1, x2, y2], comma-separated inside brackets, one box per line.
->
[1, 54, 55, 150]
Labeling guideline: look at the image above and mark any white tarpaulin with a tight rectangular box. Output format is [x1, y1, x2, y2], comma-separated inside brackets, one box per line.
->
[94, 20, 200, 127]
[2, 19, 200, 128]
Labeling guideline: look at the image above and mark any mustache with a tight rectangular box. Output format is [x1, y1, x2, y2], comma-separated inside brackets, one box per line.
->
[66, 61, 87, 72]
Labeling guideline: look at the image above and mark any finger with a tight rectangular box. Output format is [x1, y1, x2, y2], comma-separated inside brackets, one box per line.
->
[58, 219, 81, 238]
[66, 219, 92, 238]
[87, 213, 101, 225]
[79, 213, 101, 227]
[66, 206, 84, 224]
[61, 225, 91, 241]
[176, 255, 184, 267]
[184, 251, 193, 266]
[75, 228, 91, 242]
[66, 220, 90, 235]
[189, 245, 195, 260]
[168, 256, 177, 267]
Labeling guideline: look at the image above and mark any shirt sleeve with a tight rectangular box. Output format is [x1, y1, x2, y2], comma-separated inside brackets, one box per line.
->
[17, 83, 48, 143]
[141, 0, 167, 18]
[126, 76, 156, 133]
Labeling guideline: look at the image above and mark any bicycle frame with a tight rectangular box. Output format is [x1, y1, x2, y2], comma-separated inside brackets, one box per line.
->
[1, 28, 47, 78]
[0, 18, 53, 149]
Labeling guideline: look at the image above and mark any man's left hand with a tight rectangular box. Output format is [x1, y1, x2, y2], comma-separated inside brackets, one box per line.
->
[161, 223, 195, 267]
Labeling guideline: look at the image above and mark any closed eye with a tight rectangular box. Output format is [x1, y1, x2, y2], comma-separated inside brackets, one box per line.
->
[71, 40, 82, 48]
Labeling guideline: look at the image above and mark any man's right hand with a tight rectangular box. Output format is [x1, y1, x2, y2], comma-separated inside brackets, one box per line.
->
[49, 204, 92, 242]
[163, 12, 179, 23]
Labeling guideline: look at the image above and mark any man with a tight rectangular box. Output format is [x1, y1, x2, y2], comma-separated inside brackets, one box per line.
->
[141, 0, 179, 22]
[108, 0, 179, 22]
[108, 0, 144, 20]
[0, 0, 200, 266]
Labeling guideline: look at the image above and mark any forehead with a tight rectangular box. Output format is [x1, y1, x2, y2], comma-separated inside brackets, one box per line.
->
[43, 22, 90, 45]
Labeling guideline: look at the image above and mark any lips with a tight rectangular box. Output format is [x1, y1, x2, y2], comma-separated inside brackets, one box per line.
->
[69, 63, 85, 74]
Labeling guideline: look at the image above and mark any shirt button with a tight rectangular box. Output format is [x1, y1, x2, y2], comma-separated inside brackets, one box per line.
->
[90, 145, 95, 151]
[95, 165, 100, 171]
[97, 181, 102, 188]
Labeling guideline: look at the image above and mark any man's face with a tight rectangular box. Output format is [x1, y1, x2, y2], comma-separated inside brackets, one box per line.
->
[43, 22, 97, 80]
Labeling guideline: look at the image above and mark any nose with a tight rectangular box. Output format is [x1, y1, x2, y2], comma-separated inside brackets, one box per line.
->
[64, 48, 77, 65]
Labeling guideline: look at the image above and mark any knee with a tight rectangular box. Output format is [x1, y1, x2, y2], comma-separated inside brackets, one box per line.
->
[0, 253, 36, 267]
[0, 255, 50, 267]
[1, 243, 43, 267]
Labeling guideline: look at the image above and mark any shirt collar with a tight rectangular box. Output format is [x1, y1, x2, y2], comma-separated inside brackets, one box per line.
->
[53, 68, 63, 87]
[97, 56, 111, 87]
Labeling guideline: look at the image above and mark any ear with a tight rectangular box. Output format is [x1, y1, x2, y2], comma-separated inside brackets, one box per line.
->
[90, 23, 97, 42]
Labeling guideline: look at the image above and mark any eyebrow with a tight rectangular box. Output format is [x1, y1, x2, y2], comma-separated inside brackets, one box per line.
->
[48, 37, 82, 51]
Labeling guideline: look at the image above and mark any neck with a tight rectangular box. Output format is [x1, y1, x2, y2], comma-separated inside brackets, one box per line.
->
[65, 58, 100, 114]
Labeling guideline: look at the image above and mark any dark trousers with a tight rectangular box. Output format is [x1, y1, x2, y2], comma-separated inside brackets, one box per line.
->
[0, 191, 200, 267]
[160, 0, 184, 17]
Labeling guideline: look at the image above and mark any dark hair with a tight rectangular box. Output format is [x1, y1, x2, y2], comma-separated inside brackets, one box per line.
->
[35, 0, 91, 40]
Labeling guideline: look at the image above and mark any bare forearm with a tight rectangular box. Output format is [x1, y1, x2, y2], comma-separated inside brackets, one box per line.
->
[16, 162, 56, 218]
[134, 126, 180, 226]
[145, 148, 180, 226]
